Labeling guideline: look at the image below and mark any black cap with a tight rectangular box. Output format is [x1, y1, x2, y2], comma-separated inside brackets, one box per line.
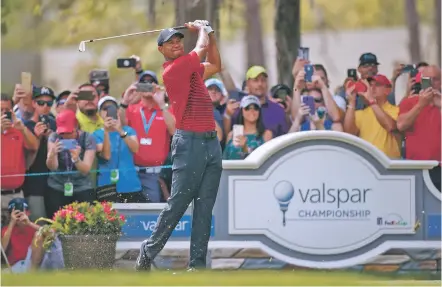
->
[359, 53, 379, 66]
[270, 84, 292, 99]
[157, 28, 184, 46]
[33, 86, 55, 99]
[56, 90, 71, 102]
[8, 198, 29, 213]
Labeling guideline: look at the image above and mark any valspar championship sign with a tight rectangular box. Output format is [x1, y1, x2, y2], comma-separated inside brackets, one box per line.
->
[228, 145, 416, 255]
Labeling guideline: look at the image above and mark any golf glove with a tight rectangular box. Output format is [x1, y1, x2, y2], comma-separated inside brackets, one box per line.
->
[194, 20, 214, 34]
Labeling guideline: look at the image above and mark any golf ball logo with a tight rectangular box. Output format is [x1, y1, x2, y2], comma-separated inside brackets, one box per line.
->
[273, 181, 295, 226]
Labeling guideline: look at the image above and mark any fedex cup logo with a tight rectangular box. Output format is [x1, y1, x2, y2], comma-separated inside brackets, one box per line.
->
[273, 181, 294, 226]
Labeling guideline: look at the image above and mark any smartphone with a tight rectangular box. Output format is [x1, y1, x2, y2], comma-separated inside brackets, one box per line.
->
[136, 82, 154, 93]
[421, 77, 432, 90]
[402, 64, 415, 73]
[304, 64, 314, 82]
[298, 47, 309, 61]
[106, 105, 118, 120]
[60, 139, 78, 151]
[39, 115, 50, 132]
[410, 68, 419, 78]
[232, 124, 244, 138]
[301, 95, 315, 115]
[89, 70, 109, 81]
[228, 91, 246, 102]
[77, 91, 95, 101]
[4, 111, 12, 120]
[21, 72, 32, 94]
[347, 69, 357, 81]
[116, 58, 137, 68]
[275, 89, 289, 101]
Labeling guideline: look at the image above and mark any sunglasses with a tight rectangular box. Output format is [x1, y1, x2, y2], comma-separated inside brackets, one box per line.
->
[36, 100, 54, 107]
[313, 97, 323, 103]
[57, 99, 67, 107]
[244, 104, 260, 111]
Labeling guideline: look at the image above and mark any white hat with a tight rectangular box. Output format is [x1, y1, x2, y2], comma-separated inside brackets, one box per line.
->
[98, 96, 118, 110]
[240, 95, 261, 108]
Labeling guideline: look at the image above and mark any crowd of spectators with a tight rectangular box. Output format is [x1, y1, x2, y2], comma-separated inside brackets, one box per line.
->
[1, 52, 440, 227]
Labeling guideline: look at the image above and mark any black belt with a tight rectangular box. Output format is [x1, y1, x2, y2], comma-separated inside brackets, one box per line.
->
[1, 189, 20, 195]
[175, 129, 217, 139]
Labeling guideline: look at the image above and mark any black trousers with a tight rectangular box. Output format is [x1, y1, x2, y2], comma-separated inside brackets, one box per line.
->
[45, 187, 94, 219]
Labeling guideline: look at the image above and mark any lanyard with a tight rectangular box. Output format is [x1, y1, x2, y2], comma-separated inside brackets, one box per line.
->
[139, 108, 157, 136]
[63, 151, 73, 181]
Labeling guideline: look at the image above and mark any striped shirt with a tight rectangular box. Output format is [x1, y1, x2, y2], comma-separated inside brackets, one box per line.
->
[162, 51, 215, 132]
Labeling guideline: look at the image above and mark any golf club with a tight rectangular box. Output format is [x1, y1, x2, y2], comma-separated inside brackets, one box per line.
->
[78, 25, 186, 52]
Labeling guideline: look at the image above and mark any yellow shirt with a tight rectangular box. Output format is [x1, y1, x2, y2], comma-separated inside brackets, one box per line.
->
[75, 111, 103, 189]
[355, 102, 400, 158]
[76, 111, 104, 133]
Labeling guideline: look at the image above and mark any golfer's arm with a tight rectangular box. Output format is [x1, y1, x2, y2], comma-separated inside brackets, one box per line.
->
[193, 27, 209, 60]
[203, 33, 221, 79]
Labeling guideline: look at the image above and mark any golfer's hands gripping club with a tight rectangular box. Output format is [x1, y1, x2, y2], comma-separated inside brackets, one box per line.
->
[185, 20, 213, 34]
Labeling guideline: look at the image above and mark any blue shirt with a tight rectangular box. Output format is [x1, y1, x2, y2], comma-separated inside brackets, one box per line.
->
[300, 118, 333, 131]
[93, 126, 141, 193]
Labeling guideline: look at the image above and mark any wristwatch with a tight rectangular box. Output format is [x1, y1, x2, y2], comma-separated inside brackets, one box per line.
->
[71, 157, 79, 164]
[120, 131, 128, 138]
[120, 102, 128, 109]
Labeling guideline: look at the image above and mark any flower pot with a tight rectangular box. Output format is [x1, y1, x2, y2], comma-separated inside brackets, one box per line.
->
[60, 234, 119, 269]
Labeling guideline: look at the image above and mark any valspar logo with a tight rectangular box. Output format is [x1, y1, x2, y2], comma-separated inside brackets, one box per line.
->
[273, 181, 372, 225]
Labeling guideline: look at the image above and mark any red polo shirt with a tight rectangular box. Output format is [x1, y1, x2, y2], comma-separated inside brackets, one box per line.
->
[126, 102, 173, 167]
[162, 51, 215, 132]
[1, 225, 35, 266]
[399, 97, 441, 162]
[1, 128, 26, 190]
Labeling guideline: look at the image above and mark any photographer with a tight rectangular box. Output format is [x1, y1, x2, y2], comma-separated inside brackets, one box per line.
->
[121, 80, 176, 203]
[93, 96, 143, 203]
[1, 93, 38, 225]
[89, 69, 110, 99]
[45, 109, 96, 218]
[22, 87, 57, 221]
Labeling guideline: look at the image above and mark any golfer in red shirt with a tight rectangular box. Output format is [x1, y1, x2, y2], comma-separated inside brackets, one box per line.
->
[136, 20, 222, 271]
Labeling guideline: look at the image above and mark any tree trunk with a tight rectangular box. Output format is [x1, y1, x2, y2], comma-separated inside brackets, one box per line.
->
[405, 0, 421, 63]
[244, 0, 265, 68]
[435, 0, 441, 66]
[175, 0, 219, 53]
[147, 0, 156, 26]
[275, 0, 301, 87]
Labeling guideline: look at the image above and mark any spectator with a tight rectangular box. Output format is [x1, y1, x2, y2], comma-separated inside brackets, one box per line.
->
[12, 84, 34, 121]
[1, 93, 38, 224]
[45, 109, 96, 218]
[397, 65, 441, 191]
[89, 69, 110, 99]
[271, 84, 293, 125]
[122, 81, 176, 203]
[205, 78, 227, 115]
[138, 70, 159, 84]
[93, 96, 144, 203]
[344, 75, 400, 158]
[290, 88, 343, 132]
[55, 90, 70, 115]
[22, 86, 57, 221]
[1, 198, 64, 272]
[224, 66, 288, 137]
[223, 96, 272, 160]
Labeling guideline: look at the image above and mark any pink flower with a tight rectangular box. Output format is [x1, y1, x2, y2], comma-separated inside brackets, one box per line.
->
[74, 213, 85, 222]
[119, 214, 125, 222]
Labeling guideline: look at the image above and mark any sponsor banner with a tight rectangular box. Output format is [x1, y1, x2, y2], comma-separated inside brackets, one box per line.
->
[229, 146, 416, 255]
[122, 214, 215, 238]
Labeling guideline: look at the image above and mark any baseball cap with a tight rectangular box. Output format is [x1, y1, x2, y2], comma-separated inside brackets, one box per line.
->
[359, 53, 380, 66]
[205, 78, 226, 94]
[33, 86, 55, 99]
[8, 198, 29, 213]
[139, 70, 158, 84]
[157, 28, 184, 46]
[246, 66, 268, 80]
[56, 109, 78, 133]
[98, 96, 118, 111]
[56, 90, 71, 103]
[372, 74, 392, 87]
[270, 84, 292, 99]
[240, 95, 261, 108]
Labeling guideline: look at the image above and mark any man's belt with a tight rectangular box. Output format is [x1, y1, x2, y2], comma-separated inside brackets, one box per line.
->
[1, 189, 20, 195]
[136, 167, 162, 174]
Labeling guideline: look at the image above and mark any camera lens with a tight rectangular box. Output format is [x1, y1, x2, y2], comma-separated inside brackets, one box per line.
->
[124, 60, 129, 66]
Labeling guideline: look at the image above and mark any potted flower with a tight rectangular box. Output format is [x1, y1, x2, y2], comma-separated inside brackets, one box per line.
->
[36, 201, 126, 269]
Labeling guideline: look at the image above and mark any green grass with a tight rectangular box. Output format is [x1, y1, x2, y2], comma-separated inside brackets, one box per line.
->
[1, 270, 440, 286]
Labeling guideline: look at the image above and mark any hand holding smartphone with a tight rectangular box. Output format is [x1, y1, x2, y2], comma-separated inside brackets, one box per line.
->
[304, 64, 314, 82]
[136, 82, 154, 93]
[77, 91, 95, 101]
[21, 72, 32, 95]
[347, 69, 357, 81]
[421, 77, 432, 90]
[301, 95, 315, 115]
[106, 105, 118, 120]
[117, 58, 137, 68]
[232, 124, 244, 147]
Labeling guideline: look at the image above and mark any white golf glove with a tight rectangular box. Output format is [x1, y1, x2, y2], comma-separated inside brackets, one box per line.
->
[194, 20, 214, 34]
